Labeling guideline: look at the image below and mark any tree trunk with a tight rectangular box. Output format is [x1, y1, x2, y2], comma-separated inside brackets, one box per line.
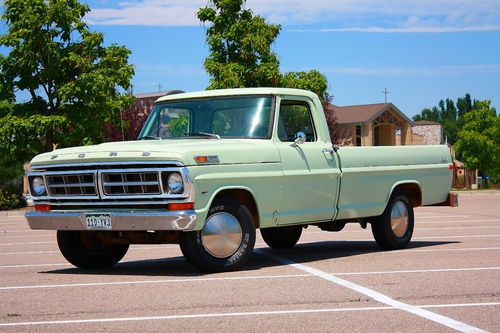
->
[45, 128, 54, 152]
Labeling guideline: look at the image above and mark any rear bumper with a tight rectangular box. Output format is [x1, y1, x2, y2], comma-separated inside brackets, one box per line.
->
[25, 210, 197, 231]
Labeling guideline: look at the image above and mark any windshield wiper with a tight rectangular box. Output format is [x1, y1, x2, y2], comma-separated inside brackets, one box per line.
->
[141, 135, 161, 140]
[189, 132, 221, 140]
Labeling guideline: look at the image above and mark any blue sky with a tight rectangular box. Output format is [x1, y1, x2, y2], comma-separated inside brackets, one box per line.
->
[4, 0, 500, 117]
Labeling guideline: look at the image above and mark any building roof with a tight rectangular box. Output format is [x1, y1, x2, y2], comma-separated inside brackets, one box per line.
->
[413, 120, 441, 126]
[134, 90, 186, 99]
[331, 103, 412, 125]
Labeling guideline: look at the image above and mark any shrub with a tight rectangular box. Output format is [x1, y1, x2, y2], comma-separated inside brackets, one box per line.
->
[0, 161, 25, 210]
[0, 189, 20, 210]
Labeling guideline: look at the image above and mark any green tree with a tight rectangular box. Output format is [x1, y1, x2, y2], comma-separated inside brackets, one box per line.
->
[281, 70, 328, 101]
[197, 0, 281, 89]
[412, 107, 440, 122]
[454, 100, 499, 181]
[456, 93, 472, 128]
[412, 94, 478, 145]
[197, 0, 329, 102]
[0, 0, 134, 151]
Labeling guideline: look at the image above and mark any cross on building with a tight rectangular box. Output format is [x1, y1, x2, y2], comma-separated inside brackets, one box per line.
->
[382, 88, 390, 103]
[157, 83, 162, 92]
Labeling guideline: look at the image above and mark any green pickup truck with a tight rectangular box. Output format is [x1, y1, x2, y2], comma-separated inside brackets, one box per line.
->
[25, 88, 456, 272]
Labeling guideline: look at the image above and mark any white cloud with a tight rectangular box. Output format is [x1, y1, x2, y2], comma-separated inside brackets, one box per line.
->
[290, 25, 500, 33]
[86, 0, 500, 33]
[320, 64, 500, 76]
[87, 1, 205, 26]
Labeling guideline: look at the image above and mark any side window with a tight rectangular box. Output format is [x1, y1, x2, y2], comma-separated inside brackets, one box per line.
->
[278, 101, 316, 142]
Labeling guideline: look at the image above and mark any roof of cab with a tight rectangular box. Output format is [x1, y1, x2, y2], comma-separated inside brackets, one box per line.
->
[155, 87, 319, 103]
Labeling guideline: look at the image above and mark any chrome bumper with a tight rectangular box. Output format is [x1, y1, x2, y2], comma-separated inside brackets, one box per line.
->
[25, 210, 197, 231]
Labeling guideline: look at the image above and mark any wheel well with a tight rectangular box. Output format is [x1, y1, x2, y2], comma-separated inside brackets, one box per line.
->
[393, 183, 422, 207]
[213, 189, 260, 228]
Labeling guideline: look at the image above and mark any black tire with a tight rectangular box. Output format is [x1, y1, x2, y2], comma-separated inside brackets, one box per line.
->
[57, 231, 129, 269]
[260, 225, 302, 249]
[179, 197, 256, 272]
[371, 191, 414, 250]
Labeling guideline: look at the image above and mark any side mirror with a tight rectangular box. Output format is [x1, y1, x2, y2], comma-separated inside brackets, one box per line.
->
[294, 132, 306, 145]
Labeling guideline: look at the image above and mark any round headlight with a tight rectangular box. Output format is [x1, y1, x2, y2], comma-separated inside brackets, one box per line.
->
[167, 173, 184, 194]
[32, 177, 46, 196]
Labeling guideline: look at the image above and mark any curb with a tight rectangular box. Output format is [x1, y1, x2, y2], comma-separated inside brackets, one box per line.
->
[0, 209, 32, 219]
[452, 189, 500, 195]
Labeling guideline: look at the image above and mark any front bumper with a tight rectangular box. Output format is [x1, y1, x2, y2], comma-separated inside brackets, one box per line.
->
[25, 210, 197, 231]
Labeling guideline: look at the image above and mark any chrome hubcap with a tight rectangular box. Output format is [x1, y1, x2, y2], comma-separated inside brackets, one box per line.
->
[201, 212, 242, 258]
[390, 201, 409, 238]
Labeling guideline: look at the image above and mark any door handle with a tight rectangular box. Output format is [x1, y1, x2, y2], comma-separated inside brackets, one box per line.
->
[322, 145, 339, 154]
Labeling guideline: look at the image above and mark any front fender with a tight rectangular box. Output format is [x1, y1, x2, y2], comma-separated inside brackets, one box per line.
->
[193, 185, 259, 231]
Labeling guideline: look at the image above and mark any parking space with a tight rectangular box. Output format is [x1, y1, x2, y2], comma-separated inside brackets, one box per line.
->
[1, 192, 499, 332]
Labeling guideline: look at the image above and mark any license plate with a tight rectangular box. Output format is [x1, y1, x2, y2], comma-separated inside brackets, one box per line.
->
[85, 213, 112, 230]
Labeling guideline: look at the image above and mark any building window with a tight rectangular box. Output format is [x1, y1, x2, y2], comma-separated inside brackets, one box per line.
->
[355, 125, 362, 146]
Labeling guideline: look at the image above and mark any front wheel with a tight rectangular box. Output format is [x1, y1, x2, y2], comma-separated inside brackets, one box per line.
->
[371, 191, 414, 250]
[57, 231, 129, 269]
[180, 197, 256, 272]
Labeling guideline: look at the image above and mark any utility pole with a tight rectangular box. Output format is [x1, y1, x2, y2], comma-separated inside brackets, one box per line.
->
[382, 88, 389, 103]
[157, 83, 162, 92]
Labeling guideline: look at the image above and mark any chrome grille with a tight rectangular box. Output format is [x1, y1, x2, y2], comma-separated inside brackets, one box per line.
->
[46, 173, 97, 196]
[102, 171, 161, 195]
[28, 162, 191, 202]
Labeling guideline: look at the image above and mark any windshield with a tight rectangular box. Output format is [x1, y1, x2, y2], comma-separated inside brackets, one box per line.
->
[138, 96, 274, 140]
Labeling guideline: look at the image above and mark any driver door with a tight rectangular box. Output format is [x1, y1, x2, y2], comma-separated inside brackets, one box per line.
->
[274, 98, 340, 225]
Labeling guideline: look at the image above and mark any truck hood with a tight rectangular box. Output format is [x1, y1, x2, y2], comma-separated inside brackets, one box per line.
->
[30, 139, 280, 166]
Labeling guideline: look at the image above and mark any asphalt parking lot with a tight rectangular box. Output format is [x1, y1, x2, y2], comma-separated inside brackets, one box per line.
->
[0, 192, 499, 332]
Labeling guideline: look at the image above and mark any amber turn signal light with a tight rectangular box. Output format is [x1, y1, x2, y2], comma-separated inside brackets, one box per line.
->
[167, 202, 194, 211]
[195, 156, 208, 163]
[35, 204, 51, 212]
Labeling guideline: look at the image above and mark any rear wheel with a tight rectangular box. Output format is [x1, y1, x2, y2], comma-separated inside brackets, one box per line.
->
[371, 191, 414, 250]
[180, 197, 256, 272]
[261, 225, 302, 249]
[57, 231, 129, 269]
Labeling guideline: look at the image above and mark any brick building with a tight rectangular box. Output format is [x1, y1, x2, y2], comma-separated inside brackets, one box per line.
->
[332, 103, 443, 146]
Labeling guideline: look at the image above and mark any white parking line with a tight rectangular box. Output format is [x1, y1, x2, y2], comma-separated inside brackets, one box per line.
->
[0, 274, 310, 290]
[0, 226, 34, 232]
[407, 247, 500, 253]
[0, 230, 50, 233]
[2, 244, 500, 257]
[256, 250, 488, 333]
[422, 302, 500, 309]
[0, 302, 498, 328]
[417, 226, 500, 231]
[414, 234, 500, 240]
[0, 234, 52, 239]
[0, 245, 179, 255]
[1, 266, 499, 289]
[306, 226, 500, 235]
[0, 263, 69, 269]
[334, 267, 500, 276]
[300, 234, 500, 242]
[0, 241, 54, 246]
[417, 219, 500, 224]
[0, 250, 60, 255]
[417, 215, 470, 219]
